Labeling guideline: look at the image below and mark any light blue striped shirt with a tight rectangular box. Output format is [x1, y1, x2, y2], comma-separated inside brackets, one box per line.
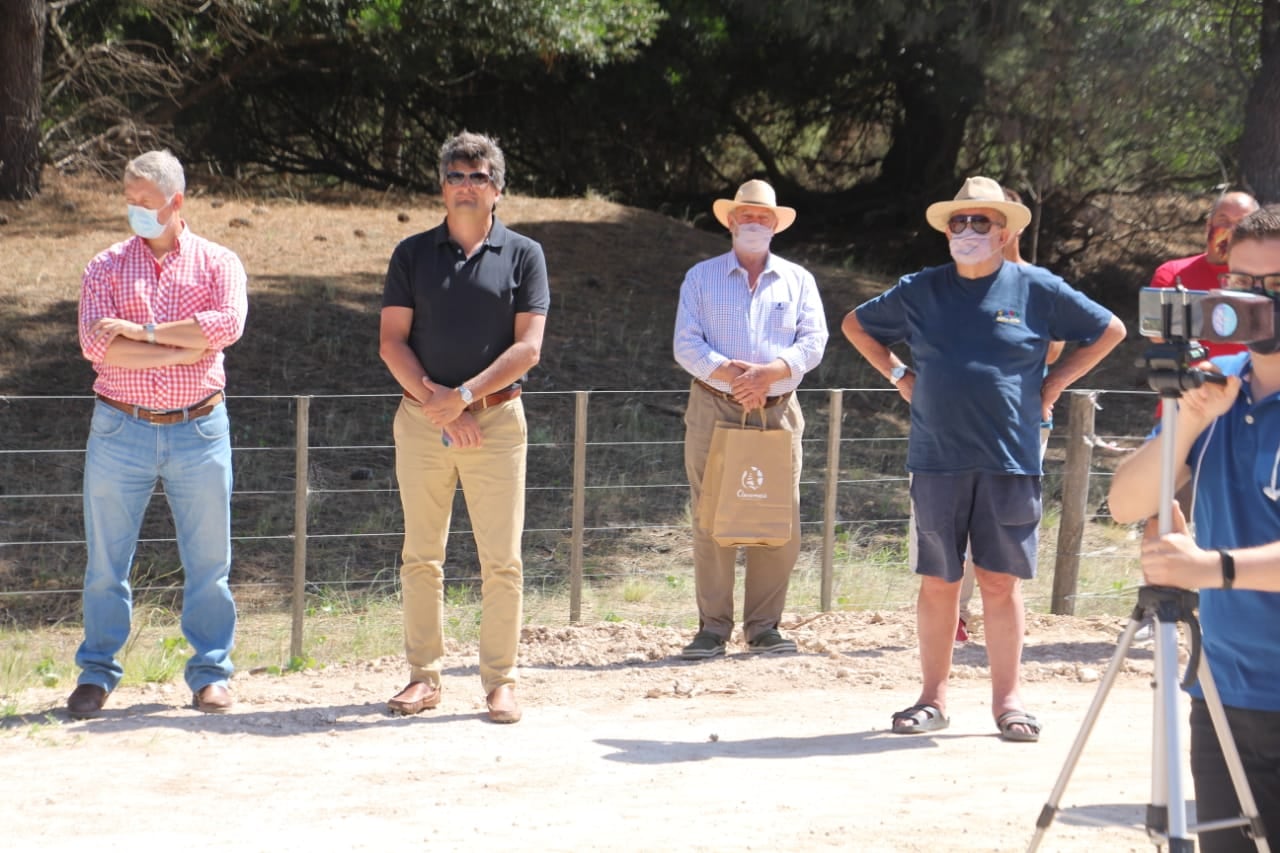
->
[673, 250, 828, 395]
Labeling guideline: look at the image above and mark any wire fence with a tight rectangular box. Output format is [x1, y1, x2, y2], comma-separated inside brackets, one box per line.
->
[0, 387, 1159, 645]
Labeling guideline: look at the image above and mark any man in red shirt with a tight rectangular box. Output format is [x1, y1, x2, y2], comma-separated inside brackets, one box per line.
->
[1150, 190, 1258, 358]
[67, 150, 248, 719]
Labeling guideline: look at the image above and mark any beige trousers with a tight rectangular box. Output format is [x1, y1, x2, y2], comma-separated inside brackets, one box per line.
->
[683, 383, 804, 642]
[393, 397, 526, 694]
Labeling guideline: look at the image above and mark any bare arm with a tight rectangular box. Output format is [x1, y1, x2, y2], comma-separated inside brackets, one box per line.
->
[841, 308, 913, 402]
[379, 307, 432, 401]
[1107, 374, 1240, 523]
[1041, 316, 1126, 413]
[1140, 503, 1280, 592]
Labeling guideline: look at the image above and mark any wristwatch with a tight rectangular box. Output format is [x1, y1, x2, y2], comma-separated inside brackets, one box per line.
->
[143, 323, 157, 345]
[889, 365, 913, 385]
[458, 385, 474, 405]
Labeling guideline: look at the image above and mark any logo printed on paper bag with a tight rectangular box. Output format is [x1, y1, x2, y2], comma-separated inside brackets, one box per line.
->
[737, 465, 767, 499]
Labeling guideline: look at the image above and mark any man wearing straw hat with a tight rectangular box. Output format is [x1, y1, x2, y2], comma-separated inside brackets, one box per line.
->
[673, 179, 828, 660]
[842, 176, 1124, 741]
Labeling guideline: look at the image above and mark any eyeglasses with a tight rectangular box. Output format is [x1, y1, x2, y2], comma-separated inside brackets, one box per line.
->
[445, 170, 494, 188]
[947, 214, 1002, 235]
[1218, 271, 1280, 296]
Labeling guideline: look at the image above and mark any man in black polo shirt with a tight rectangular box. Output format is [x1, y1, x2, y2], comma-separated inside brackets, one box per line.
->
[379, 131, 550, 724]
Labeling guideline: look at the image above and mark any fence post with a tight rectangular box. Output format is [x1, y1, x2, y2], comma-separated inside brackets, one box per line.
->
[569, 390, 587, 623]
[1051, 391, 1096, 615]
[290, 395, 310, 660]
[821, 389, 843, 611]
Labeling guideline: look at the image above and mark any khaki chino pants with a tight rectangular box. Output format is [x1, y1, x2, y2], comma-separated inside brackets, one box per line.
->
[683, 383, 804, 643]
[393, 397, 526, 694]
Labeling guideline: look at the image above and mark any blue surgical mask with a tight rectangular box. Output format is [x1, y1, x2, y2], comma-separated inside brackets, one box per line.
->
[733, 222, 774, 255]
[127, 200, 170, 239]
[948, 231, 1001, 265]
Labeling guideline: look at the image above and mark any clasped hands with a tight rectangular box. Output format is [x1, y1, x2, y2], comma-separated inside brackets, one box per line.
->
[725, 360, 772, 410]
[416, 376, 483, 448]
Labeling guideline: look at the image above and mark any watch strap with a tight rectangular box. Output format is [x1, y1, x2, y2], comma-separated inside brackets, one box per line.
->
[1219, 549, 1235, 590]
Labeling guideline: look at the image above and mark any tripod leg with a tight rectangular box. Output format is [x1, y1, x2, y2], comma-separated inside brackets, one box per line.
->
[1026, 617, 1142, 852]
[1152, 619, 1193, 851]
[1193, 661, 1271, 852]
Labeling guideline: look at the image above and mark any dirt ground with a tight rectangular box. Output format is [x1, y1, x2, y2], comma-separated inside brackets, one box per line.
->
[1, 610, 1204, 853]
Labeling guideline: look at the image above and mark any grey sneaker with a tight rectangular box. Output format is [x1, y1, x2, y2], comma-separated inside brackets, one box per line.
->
[681, 630, 726, 660]
[747, 628, 797, 654]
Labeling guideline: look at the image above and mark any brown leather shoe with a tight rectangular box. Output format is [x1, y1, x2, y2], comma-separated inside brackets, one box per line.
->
[67, 683, 108, 719]
[486, 684, 521, 724]
[193, 683, 233, 713]
[387, 681, 441, 715]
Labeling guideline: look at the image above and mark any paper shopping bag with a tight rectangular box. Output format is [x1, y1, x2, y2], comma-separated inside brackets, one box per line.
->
[708, 410, 794, 547]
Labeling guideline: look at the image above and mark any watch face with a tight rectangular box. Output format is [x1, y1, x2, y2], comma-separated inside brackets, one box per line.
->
[459, 386, 473, 404]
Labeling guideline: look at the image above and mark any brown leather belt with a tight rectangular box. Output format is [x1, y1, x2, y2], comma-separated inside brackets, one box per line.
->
[403, 385, 522, 412]
[96, 391, 224, 425]
[694, 379, 790, 409]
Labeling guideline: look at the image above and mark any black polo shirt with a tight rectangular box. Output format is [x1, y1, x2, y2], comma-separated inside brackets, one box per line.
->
[382, 217, 550, 388]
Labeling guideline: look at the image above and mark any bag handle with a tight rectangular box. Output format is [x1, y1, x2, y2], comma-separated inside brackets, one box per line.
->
[738, 407, 767, 430]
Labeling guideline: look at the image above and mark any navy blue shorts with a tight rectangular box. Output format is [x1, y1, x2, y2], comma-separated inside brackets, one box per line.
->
[910, 472, 1041, 582]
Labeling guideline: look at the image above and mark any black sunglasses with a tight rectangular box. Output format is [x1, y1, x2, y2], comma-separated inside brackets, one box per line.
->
[947, 214, 1001, 235]
[1219, 271, 1280, 296]
[445, 170, 494, 188]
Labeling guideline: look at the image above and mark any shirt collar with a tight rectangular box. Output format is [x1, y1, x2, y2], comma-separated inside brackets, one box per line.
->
[726, 249, 777, 281]
[434, 215, 509, 250]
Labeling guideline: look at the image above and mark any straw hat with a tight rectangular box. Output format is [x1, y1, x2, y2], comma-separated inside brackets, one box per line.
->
[712, 180, 797, 233]
[925, 176, 1031, 234]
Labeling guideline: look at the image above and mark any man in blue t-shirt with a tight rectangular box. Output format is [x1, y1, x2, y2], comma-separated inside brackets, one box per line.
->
[843, 176, 1124, 742]
[1110, 206, 1280, 852]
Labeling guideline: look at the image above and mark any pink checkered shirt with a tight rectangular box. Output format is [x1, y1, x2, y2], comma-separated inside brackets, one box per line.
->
[78, 226, 248, 410]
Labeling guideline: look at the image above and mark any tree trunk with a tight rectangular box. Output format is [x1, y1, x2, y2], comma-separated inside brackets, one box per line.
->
[1242, 0, 1280, 204]
[0, 0, 46, 200]
[877, 40, 983, 197]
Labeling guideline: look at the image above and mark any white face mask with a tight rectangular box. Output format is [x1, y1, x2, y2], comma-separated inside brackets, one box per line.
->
[733, 222, 774, 255]
[127, 199, 171, 239]
[948, 231, 1001, 265]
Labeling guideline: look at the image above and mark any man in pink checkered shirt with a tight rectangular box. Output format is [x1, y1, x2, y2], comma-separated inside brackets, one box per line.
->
[67, 150, 248, 719]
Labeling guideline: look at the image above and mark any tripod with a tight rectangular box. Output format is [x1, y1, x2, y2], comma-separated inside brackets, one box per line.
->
[1027, 341, 1271, 852]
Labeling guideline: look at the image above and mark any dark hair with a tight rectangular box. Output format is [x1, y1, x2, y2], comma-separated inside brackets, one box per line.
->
[1231, 205, 1280, 244]
[438, 131, 506, 190]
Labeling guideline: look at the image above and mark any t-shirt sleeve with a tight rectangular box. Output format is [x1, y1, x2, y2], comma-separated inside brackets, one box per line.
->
[854, 276, 911, 346]
[515, 240, 551, 316]
[382, 239, 415, 310]
[1044, 274, 1116, 345]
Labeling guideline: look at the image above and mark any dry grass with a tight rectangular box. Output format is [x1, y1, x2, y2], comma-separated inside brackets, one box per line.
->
[1, 172, 1160, 643]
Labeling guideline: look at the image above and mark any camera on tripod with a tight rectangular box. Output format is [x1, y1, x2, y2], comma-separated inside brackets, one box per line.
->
[1138, 286, 1274, 345]
[1136, 286, 1274, 395]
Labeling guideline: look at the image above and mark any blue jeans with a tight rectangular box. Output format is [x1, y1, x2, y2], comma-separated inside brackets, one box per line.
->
[75, 400, 236, 693]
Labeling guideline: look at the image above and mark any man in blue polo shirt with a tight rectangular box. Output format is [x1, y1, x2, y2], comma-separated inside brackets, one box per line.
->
[843, 176, 1124, 741]
[380, 131, 549, 724]
[1109, 206, 1280, 852]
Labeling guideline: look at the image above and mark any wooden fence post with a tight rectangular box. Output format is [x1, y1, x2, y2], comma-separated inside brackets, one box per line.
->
[290, 395, 311, 659]
[821, 389, 843, 612]
[569, 390, 588, 623]
[1051, 391, 1096, 615]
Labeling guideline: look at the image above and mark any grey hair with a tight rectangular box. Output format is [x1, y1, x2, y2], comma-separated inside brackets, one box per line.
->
[124, 150, 186, 198]
[437, 131, 506, 191]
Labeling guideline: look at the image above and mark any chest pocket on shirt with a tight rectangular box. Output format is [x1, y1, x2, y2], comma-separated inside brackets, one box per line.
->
[767, 301, 797, 336]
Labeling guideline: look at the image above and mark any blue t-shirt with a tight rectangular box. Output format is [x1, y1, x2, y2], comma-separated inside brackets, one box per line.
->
[1182, 352, 1280, 710]
[855, 262, 1113, 474]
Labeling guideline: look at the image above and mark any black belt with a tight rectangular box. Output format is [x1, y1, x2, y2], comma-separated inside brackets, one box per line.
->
[694, 379, 790, 409]
[96, 391, 224, 425]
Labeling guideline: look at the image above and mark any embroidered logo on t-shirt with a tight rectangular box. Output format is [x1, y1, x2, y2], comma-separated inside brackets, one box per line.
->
[994, 309, 1022, 324]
